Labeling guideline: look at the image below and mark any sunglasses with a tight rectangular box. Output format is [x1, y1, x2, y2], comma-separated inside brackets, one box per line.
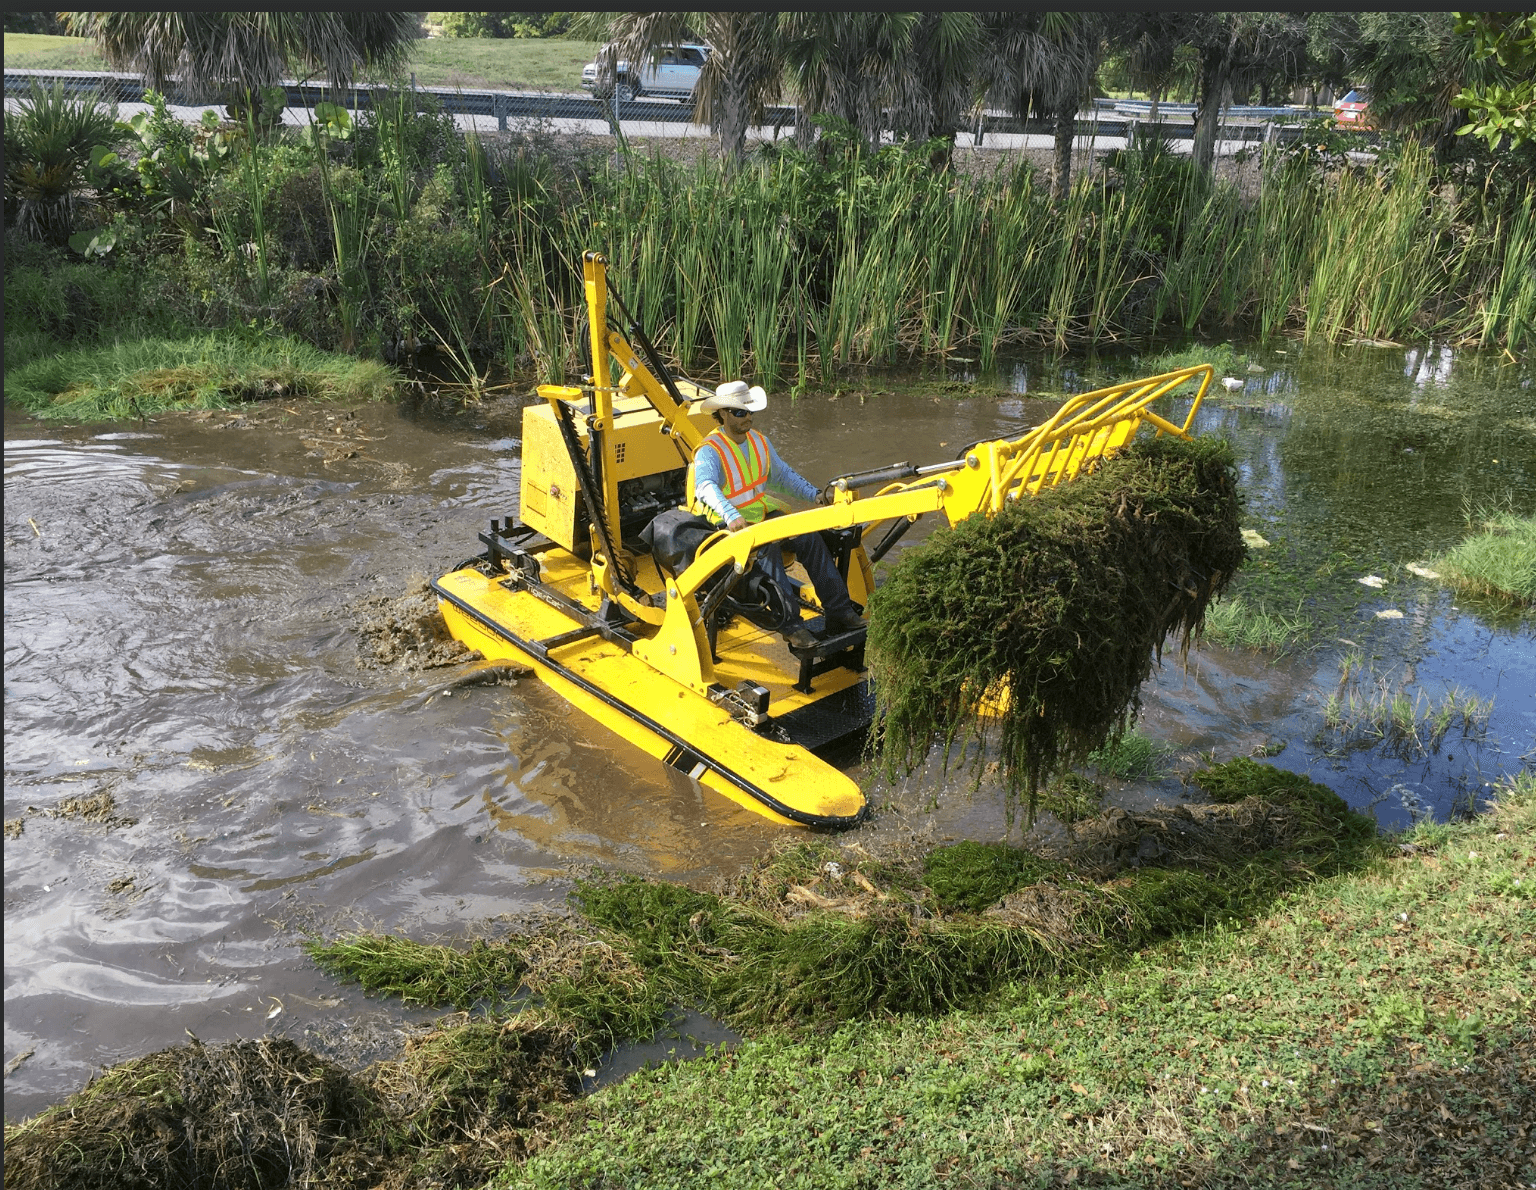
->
[727, 408, 753, 419]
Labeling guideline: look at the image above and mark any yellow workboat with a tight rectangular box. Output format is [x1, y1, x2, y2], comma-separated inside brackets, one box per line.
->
[435, 254, 1213, 827]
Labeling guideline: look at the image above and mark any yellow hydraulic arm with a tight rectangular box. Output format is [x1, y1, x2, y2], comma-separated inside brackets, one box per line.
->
[537, 253, 711, 618]
[538, 252, 1213, 697]
[635, 366, 1214, 695]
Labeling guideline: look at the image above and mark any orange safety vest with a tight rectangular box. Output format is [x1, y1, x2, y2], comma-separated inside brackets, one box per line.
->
[688, 428, 788, 525]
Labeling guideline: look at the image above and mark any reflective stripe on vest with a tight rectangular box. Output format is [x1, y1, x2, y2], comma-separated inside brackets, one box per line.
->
[691, 429, 784, 524]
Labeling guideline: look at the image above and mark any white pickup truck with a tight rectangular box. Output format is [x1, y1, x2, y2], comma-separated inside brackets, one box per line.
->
[580, 44, 710, 103]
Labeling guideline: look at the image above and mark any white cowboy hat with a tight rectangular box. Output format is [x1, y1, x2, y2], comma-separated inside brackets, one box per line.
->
[701, 379, 768, 413]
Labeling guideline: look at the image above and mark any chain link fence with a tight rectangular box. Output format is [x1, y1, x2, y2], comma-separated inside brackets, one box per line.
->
[6, 69, 1336, 155]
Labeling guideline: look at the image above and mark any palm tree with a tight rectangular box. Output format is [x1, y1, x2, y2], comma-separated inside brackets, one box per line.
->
[584, 11, 786, 162]
[581, 12, 986, 166]
[4, 80, 120, 242]
[60, 12, 418, 107]
[1116, 26, 1198, 125]
[982, 13, 1104, 200]
[776, 13, 921, 155]
[877, 12, 984, 164]
[1122, 13, 1306, 176]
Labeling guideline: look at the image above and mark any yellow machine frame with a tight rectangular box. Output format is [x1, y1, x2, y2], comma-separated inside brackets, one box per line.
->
[435, 253, 1212, 827]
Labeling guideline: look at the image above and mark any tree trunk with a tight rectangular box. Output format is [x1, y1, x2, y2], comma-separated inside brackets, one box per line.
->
[794, 105, 815, 150]
[714, 74, 750, 163]
[858, 82, 883, 157]
[1149, 87, 1161, 124]
[1191, 58, 1228, 176]
[1051, 108, 1074, 200]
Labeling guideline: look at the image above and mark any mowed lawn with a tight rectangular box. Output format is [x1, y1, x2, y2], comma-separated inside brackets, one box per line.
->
[3, 33, 602, 93]
[410, 37, 601, 92]
[4, 32, 108, 71]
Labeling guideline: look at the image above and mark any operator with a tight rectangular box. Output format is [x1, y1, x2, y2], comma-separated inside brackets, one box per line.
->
[691, 380, 865, 651]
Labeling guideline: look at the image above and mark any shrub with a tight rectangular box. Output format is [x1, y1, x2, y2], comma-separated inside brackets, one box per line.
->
[3, 80, 121, 242]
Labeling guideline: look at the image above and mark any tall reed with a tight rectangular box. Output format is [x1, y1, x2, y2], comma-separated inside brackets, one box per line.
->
[207, 99, 1526, 384]
[1473, 189, 1536, 354]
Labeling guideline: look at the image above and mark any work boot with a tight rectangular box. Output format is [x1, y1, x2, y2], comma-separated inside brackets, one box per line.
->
[785, 626, 819, 651]
[824, 609, 866, 635]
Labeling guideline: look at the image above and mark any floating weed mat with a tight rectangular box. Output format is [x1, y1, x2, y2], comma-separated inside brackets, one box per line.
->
[866, 434, 1246, 817]
[570, 762, 1379, 1030]
[304, 923, 668, 1068]
[305, 765, 1376, 1041]
[2, 1021, 578, 1190]
[2, 1036, 377, 1190]
[1430, 513, 1536, 607]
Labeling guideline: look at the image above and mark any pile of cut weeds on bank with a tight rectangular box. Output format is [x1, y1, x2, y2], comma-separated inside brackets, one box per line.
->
[3, 1019, 579, 1190]
[867, 433, 1246, 817]
[6, 762, 1380, 1190]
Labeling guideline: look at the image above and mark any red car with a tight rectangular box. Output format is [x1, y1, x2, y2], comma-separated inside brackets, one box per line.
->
[1333, 89, 1371, 128]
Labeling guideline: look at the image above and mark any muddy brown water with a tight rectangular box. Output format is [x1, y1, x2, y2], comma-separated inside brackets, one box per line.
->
[5, 347, 1533, 1119]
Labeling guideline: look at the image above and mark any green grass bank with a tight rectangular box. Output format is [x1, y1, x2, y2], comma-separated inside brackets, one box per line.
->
[1, 33, 602, 91]
[5, 333, 398, 420]
[7, 766, 1530, 1189]
[502, 774, 1533, 1190]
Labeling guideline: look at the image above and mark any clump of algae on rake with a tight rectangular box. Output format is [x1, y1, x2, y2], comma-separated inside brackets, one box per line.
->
[866, 434, 1246, 818]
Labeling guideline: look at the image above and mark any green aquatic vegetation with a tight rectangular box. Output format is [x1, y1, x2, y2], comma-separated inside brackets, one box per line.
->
[1431, 513, 1536, 606]
[867, 435, 1246, 817]
[375, 1016, 578, 1155]
[306, 926, 669, 1065]
[572, 765, 1376, 1029]
[571, 867, 1101, 1027]
[921, 841, 1067, 913]
[1323, 678, 1494, 759]
[1, 1019, 581, 1190]
[1, 1036, 379, 1190]
[3, 333, 398, 420]
[1087, 730, 1172, 780]
[1473, 188, 1536, 354]
[1135, 341, 1247, 378]
[1200, 594, 1311, 652]
[8, 117, 1528, 403]
[23, 766, 1387, 1189]
[2, 256, 175, 366]
[1190, 757, 1376, 852]
[1039, 771, 1107, 826]
[1321, 647, 1496, 759]
[303, 933, 529, 1010]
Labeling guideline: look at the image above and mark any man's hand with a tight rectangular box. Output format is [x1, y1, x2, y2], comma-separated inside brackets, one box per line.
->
[727, 517, 748, 533]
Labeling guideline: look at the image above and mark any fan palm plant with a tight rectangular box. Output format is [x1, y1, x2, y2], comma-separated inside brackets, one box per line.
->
[777, 12, 921, 155]
[61, 12, 418, 118]
[981, 13, 1104, 200]
[3, 80, 120, 242]
[573, 12, 785, 162]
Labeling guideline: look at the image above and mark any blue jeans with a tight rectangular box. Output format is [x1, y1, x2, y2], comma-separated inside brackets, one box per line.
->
[759, 523, 856, 632]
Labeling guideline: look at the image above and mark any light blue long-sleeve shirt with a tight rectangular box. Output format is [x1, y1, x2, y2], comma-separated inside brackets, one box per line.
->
[693, 431, 819, 523]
